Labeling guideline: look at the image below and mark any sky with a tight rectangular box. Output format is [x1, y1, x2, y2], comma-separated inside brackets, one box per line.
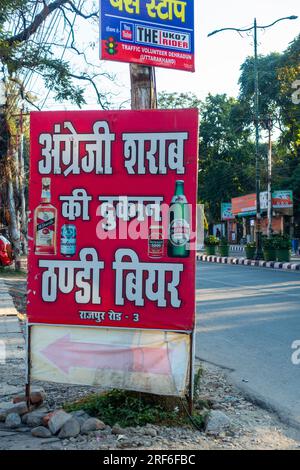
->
[100, 0, 300, 106]
[24, 0, 300, 110]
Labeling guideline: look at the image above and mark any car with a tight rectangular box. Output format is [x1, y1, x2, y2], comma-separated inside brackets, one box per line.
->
[0, 235, 14, 267]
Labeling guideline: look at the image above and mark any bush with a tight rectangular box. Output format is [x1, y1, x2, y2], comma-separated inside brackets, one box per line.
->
[204, 235, 219, 246]
[64, 389, 209, 430]
[219, 236, 228, 246]
[273, 234, 291, 250]
[246, 241, 256, 249]
[262, 236, 276, 250]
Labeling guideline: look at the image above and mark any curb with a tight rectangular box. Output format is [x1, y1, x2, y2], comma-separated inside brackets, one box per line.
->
[196, 254, 300, 271]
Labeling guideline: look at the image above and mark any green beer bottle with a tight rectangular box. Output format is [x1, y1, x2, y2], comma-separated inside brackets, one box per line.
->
[168, 180, 190, 258]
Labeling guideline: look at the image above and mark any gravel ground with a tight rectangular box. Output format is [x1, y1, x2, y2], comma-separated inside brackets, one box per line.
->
[1, 276, 300, 450]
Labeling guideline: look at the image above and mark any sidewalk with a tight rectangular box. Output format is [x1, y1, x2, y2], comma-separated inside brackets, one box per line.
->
[228, 246, 300, 263]
[197, 252, 300, 271]
[0, 279, 25, 399]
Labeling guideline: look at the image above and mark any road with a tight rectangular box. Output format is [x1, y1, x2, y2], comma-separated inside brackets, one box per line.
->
[196, 262, 300, 429]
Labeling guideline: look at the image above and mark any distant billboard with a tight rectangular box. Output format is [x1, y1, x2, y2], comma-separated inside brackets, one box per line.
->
[99, 0, 195, 72]
[272, 190, 293, 209]
[221, 203, 234, 220]
[232, 191, 293, 217]
[231, 194, 256, 217]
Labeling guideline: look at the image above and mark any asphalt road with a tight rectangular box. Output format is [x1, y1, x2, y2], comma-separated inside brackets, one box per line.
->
[196, 262, 300, 429]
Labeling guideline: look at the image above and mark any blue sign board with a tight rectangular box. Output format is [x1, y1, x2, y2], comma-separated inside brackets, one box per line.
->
[100, 0, 195, 71]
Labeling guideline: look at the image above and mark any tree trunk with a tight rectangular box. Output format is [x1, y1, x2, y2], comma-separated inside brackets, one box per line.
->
[19, 112, 28, 255]
[7, 164, 21, 270]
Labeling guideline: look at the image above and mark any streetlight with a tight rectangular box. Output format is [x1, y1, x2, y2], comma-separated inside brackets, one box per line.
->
[208, 15, 298, 259]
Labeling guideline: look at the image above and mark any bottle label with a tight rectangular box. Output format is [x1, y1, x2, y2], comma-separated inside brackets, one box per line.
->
[148, 226, 164, 258]
[36, 211, 55, 247]
[170, 219, 190, 246]
[41, 188, 51, 201]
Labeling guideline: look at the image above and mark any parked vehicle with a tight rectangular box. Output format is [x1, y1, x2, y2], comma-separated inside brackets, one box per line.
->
[0, 235, 14, 267]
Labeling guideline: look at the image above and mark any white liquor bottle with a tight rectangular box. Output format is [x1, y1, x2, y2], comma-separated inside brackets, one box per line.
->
[34, 178, 57, 255]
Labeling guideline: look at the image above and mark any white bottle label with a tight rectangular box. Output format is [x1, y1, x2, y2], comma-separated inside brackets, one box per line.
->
[170, 219, 190, 246]
[36, 211, 55, 246]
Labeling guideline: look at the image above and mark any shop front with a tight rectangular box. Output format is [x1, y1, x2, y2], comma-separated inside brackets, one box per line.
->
[231, 191, 293, 243]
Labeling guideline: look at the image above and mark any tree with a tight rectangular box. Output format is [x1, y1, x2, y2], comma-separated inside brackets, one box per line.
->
[198, 94, 256, 222]
[238, 35, 300, 233]
[0, 0, 111, 108]
[239, 36, 300, 155]
[158, 91, 201, 110]
[158, 91, 257, 223]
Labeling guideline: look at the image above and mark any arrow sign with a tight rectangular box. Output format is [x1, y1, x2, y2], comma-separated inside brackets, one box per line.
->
[41, 335, 172, 376]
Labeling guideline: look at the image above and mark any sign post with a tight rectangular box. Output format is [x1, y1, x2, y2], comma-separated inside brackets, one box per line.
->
[27, 109, 198, 405]
[26, 1, 197, 412]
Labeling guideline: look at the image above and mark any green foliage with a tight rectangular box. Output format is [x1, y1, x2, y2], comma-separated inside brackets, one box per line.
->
[239, 53, 282, 121]
[158, 91, 201, 110]
[0, 266, 26, 277]
[0, 1, 107, 108]
[246, 241, 256, 249]
[65, 388, 209, 431]
[273, 234, 291, 250]
[199, 94, 256, 221]
[204, 235, 219, 246]
[262, 236, 276, 250]
[219, 236, 228, 246]
[64, 390, 183, 428]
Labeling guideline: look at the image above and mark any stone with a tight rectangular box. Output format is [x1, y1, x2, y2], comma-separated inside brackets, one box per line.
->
[22, 410, 48, 427]
[70, 410, 90, 420]
[1, 401, 28, 418]
[81, 418, 106, 434]
[142, 440, 152, 448]
[31, 426, 52, 438]
[144, 427, 157, 437]
[30, 388, 46, 405]
[40, 437, 61, 444]
[13, 387, 45, 405]
[112, 423, 125, 435]
[205, 410, 232, 435]
[0, 410, 9, 422]
[5, 413, 22, 428]
[58, 418, 81, 439]
[42, 411, 55, 427]
[116, 435, 131, 448]
[48, 410, 72, 435]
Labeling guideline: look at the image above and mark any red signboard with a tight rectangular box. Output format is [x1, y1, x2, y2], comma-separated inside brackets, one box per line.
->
[232, 194, 256, 216]
[28, 110, 198, 332]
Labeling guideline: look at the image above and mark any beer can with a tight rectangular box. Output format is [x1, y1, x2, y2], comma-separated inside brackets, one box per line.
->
[60, 224, 76, 257]
[148, 225, 164, 258]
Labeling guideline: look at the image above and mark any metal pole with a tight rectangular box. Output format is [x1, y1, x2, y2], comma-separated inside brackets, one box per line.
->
[188, 329, 195, 415]
[254, 19, 263, 259]
[25, 324, 31, 408]
[267, 121, 273, 238]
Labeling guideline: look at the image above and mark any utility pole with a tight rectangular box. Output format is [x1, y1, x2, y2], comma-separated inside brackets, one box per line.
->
[253, 18, 263, 258]
[208, 15, 298, 259]
[265, 118, 273, 238]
